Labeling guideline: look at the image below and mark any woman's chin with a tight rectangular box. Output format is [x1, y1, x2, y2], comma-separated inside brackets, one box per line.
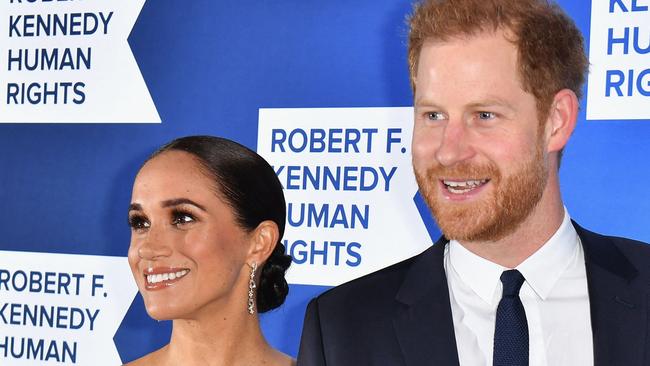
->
[144, 302, 180, 321]
[148, 312, 176, 321]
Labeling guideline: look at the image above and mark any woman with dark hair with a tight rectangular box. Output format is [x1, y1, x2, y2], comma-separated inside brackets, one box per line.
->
[125, 136, 294, 366]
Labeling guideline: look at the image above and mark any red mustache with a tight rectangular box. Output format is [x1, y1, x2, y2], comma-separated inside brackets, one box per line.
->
[424, 161, 501, 181]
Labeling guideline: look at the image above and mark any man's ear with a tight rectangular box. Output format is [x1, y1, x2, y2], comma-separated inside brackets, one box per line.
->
[545, 89, 579, 153]
[246, 220, 279, 267]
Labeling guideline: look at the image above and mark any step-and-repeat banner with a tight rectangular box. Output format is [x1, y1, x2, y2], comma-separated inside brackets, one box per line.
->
[1, 0, 648, 364]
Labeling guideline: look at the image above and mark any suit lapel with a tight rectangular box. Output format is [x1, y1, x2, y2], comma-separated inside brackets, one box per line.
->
[576, 222, 648, 366]
[392, 237, 460, 366]
[389, 222, 647, 365]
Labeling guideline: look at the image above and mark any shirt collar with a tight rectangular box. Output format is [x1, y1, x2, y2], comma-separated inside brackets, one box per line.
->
[448, 238, 503, 304]
[517, 208, 579, 300]
[448, 208, 579, 304]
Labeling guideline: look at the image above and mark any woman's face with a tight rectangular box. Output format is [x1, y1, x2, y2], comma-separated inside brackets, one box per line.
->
[127, 150, 251, 320]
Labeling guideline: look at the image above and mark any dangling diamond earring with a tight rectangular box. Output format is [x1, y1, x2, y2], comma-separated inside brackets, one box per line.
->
[247, 262, 257, 315]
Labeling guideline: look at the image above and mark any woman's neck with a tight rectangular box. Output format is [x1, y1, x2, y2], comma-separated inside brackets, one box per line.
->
[167, 307, 269, 366]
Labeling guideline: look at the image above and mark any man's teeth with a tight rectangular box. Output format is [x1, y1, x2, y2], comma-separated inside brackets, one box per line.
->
[443, 179, 488, 193]
[147, 270, 189, 284]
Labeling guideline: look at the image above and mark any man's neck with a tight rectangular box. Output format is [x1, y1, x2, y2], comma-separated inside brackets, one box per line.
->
[457, 180, 565, 268]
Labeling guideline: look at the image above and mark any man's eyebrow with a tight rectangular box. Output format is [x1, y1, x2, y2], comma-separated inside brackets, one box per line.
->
[161, 198, 207, 212]
[466, 98, 516, 111]
[414, 97, 443, 109]
[415, 96, 517, 111]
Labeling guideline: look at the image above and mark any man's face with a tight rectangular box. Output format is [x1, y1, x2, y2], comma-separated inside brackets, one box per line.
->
[412, 30, 550, 242]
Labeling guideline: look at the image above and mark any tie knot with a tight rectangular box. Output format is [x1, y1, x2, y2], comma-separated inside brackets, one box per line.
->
[500, 269, 525, 297]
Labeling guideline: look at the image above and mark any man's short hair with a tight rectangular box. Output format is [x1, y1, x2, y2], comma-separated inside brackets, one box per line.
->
[408, 0, 589, 121]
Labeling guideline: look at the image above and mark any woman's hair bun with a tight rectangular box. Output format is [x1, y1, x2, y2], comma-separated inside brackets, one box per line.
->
[257, 242, 292, 313]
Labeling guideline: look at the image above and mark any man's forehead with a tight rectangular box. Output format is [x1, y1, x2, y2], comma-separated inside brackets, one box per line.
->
[419, 27, 517, 49]
[414, 32, 527, 102]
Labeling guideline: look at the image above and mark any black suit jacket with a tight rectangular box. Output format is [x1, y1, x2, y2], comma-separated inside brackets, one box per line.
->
[297, 222, 650, 365]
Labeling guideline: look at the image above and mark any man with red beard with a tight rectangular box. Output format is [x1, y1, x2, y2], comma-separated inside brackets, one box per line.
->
[297, 1, 650, 365]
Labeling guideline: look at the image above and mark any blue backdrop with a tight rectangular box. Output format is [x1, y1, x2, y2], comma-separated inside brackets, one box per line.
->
[0, 0, 648, 363]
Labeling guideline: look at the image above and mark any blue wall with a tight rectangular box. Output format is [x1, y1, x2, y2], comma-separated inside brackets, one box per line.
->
[0, 0, 648, 362]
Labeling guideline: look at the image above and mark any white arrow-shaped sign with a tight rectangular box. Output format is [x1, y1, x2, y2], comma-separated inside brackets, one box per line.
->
[0, 251, 137, 365]
[0, 0, 159, 123]
[258, 107, 432, 286]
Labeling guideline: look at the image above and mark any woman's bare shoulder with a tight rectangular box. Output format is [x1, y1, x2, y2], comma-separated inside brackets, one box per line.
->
[272, 349, 296, 366]
[123, 347, 166, 366]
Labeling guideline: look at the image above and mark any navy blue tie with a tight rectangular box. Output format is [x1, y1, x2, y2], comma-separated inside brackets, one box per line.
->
[493, 269, 528, 366]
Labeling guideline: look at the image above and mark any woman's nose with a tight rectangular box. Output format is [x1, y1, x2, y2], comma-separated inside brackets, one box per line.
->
[137, 229, 173, 260]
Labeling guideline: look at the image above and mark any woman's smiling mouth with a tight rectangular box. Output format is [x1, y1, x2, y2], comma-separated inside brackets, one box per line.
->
[143, 268, 190, 290]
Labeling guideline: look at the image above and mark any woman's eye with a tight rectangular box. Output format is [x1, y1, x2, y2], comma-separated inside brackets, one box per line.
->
[171, 212, 195, 227]
[477, 111, 496, 120]
[426, 111, 446, 121]
[128, 216, 150, 231]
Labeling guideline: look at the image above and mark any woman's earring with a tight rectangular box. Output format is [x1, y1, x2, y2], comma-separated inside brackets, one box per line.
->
[247, 262, 257, 315]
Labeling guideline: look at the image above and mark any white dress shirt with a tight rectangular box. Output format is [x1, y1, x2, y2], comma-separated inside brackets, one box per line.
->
[444, 209, 594, 365]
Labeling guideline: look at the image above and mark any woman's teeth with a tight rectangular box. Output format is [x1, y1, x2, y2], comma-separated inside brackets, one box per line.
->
[146, 269, 189, 284]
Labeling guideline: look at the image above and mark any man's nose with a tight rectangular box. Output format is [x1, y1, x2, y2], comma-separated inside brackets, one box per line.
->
[434, 118, 475, 167]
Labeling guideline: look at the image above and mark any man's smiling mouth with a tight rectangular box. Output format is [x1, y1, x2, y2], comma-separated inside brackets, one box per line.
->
[442, 179, 489, 194]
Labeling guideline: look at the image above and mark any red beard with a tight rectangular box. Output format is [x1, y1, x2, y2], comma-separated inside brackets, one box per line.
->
[415, 140, 548, 242]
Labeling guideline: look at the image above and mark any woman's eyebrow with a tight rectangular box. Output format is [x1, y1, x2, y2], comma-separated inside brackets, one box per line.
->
[128, 203, 142, 212]
[161, 198, 207, 212]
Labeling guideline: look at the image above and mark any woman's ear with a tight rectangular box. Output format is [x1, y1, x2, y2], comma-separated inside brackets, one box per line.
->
[545, 88, 579, 153]
[246, 220, 280, 266]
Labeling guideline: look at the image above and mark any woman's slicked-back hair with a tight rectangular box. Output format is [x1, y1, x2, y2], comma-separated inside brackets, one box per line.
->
[148, 135, 291, 312]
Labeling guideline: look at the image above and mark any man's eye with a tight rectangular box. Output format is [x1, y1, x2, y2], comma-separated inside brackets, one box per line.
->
[477, 111, 496, 120]
[426, 112, 445, 121]
[171, 211, 195, 227]
[128, 216, 150, 230]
